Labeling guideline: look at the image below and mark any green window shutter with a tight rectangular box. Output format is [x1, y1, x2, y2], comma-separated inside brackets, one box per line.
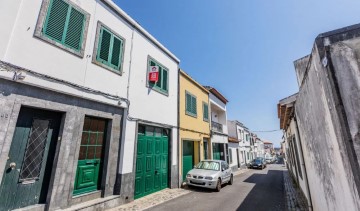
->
[110, 37, 122, 69]
[156, 66, 162, 88]
[186, 93, 192, 113]
[162, 69, 168, 91]
[64, 7, 85, 51]
[44, 0, 69, 42]
[98, 29, 111, 62]
[148, 58, 169, 94]
[43, 0, 86, 52]
[203, 103, 209, 121]
[191, 96, 197, 115]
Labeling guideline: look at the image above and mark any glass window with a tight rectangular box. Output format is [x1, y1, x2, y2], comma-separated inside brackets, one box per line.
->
[185, 91, 197, 117]
[148, 58, 169, 94]
[42, 0, 86, 52]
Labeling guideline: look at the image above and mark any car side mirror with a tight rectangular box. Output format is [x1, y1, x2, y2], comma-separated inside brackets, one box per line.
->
[222, 168, 225, 171]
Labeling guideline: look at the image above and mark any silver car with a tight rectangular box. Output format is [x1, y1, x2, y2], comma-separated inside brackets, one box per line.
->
[186, 160, 233, 192]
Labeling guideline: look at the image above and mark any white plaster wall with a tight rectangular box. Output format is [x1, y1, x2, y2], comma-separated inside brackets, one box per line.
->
[209, 93, 228, 134]
[211, 134, 228, 144]
[0, 0, 179, 175]
[228, 144, 238, 168]
[0, 0, 22, 59]
[119, 29, 179, 174]
[0, 0, 132, 106]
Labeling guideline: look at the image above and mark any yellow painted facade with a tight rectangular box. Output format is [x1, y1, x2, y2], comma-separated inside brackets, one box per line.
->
[179, 70, 210, 181]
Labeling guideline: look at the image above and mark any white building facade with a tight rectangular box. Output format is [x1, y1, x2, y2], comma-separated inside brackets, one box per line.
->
[0, 0, 179, 210]
[204, 87, 229, 163]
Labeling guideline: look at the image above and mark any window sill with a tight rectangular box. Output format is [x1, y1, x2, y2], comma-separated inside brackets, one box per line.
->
[185, 112, 197, 118]
[92, 59, 123, 76]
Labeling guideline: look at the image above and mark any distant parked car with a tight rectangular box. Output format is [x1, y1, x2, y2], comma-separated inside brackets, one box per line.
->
[186, 160, 233, 192]
[265, 157, 273, 164]
[248, 158, 266, 169]
[256, 157, 267, 167]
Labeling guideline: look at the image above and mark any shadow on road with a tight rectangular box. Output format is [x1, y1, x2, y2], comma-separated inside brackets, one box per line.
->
[237, 167, 285, 211]
[183, 183, 231, 193]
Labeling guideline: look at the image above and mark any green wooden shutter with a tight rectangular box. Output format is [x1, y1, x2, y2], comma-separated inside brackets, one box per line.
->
[191, 96, 197, 115]
[99, 29, 111, 62]
[162, 69, 168, 91]
[156, 66, 162, 88]
[44, 0, 69, 42]
[186, 93, 192, 113]
[110, 37, 122, 69]
[64, 7, 85, 50]
[203, 103, 209, 121]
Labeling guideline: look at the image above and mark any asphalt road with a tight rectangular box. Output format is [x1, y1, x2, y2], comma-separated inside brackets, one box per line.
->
[146, 163, 285, 211]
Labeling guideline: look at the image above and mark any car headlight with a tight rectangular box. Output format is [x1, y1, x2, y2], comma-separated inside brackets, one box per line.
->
[186, 174, 191, 178]
[205, 176, 213, 180]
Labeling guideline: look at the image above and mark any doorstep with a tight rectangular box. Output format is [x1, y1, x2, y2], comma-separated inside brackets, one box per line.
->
[59, 195, 121, 211]
[106, 188, 191, 211]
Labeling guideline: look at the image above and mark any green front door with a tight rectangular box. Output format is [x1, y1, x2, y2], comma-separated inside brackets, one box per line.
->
[135, 126, 168, 199]
[0, 107, 62, 211]
[213, 143, 221, 160]
[73, 117, 106, 196]
[182, 140, 194, 181]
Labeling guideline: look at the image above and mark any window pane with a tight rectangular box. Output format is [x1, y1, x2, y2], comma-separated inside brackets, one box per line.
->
[44, 0, 69, 42]
[97, 133, 104, 145]
[97, 120, 106, 132]
[78, 146, 87, 160]
[99, 29, 111, 62]
[89, 133, 97, 145]
[90, 119, 99, 131]
[81, 132, 89, 145]
[87, 146, 96, 159]
[95, 146, 103, 159]
[64, 7, 84, 50]
[83, 117, 91, 131]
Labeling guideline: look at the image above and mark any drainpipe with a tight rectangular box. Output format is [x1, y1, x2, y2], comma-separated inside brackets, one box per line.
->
[177, 68, 180, 187]
[294, 115, 313, 211]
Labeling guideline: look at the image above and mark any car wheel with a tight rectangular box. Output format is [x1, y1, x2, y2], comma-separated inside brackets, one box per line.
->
[229, 175, 233, 185]
[216, 179, 221, 192]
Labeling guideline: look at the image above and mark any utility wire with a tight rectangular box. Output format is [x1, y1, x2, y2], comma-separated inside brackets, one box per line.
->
[251, 129, 282, 133]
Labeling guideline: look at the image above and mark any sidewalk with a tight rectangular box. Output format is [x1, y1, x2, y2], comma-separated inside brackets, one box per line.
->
[283, 170, 309, 211]
[107, 168, 249, 211]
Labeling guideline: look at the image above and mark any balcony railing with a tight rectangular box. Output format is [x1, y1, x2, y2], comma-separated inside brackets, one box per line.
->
[211, 121, 223, 133]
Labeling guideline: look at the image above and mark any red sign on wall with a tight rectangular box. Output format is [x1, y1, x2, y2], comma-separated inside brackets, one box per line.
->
[149, 66, 159, 82]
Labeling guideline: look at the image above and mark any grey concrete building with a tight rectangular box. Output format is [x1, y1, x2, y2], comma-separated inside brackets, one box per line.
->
[278, 23, 360, 210]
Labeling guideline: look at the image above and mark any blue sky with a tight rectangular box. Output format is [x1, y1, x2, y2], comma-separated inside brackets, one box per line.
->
[115, 0, 360, 147]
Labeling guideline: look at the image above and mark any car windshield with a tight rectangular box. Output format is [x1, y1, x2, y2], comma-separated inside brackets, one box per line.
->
[195, 161, 220, 171]
[253, 159, 262, 164]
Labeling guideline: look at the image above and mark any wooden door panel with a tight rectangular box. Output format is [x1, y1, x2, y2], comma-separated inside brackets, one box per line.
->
[73, 117, 106, 196]
[0, 107, 61, 211]
[134, 126, 169, 199]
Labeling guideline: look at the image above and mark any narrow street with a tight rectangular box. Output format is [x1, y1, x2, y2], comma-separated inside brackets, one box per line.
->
[146, 163, 285, 211]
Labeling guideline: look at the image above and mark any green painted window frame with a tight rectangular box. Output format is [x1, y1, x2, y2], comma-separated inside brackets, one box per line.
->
[95, 25, 125, 73]
[185, 91, 197, 118]
[202, 102, 209, 122]
[42, 0, 87, 53]
[147, 57, 169, 95]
